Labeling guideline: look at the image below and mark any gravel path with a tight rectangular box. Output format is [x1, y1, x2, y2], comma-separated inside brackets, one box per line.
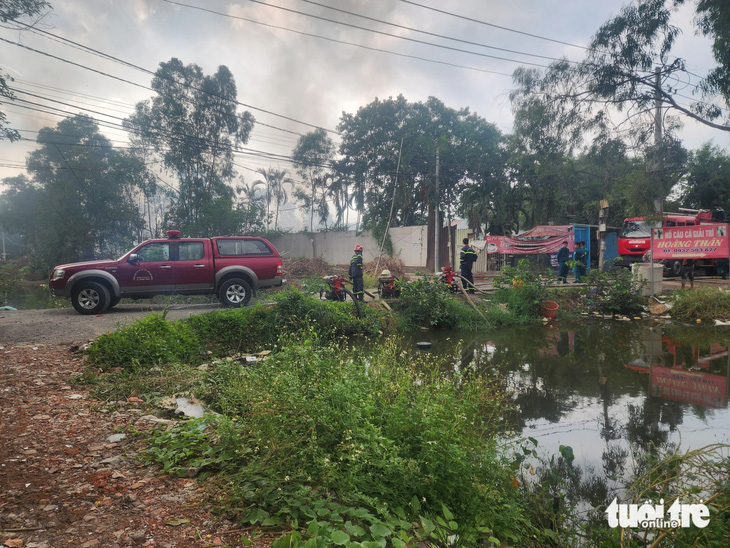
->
[0, 303, 224, 345]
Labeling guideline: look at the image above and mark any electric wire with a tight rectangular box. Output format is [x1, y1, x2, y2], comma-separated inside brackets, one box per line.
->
[397, 0, 591, 50]
[253, 0, 560, 67]
[159, 0, 514, 76]
[1, 24, 331, 136]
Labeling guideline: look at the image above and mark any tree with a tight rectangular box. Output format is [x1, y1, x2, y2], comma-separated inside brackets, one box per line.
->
[509, 0, 726, 215]
[124, 58, 254, 236]
[253, 167, 294, 230]
[505, 94, 580, 229]
[514, 0, 730, 143]
[336, 95, 503, 232]
[681, 142, 730, 210]
[291, 129, 334, 231]
[0, 0, 52, 141]
[0, 115, 146, 268]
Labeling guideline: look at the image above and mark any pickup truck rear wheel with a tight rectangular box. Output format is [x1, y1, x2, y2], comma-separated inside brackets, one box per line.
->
[219, 278, 252, 307]
[71, 281, 110, 315]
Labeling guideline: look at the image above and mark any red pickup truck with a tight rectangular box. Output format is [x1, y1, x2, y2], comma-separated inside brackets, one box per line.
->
[49, 231, 284, 314]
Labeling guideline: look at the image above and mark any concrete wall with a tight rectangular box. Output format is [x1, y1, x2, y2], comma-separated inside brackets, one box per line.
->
[268, 226, 429, 267]
[268, 231, 379, 265]
[388, 226, 427, 267]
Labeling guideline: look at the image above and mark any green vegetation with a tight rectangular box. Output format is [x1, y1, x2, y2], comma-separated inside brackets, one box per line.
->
[0, 261, 19, 293]
[492, 260, 550, 322]
[81, 283, 730, 546]
[87, 289, 388, 371]
[578, 264, 647, 317]
[394, 276, 484, 329]
[669, 287, 730, 323]
[85, 293, 547, 546]
[156, 337, 537, 546]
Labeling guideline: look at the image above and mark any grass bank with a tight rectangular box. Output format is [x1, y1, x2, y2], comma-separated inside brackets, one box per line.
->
[83, 292, 546, 546]
[82, 283, 730, 546]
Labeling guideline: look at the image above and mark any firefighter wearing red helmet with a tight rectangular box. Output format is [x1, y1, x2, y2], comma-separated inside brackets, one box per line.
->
[349, 244, 364, 301]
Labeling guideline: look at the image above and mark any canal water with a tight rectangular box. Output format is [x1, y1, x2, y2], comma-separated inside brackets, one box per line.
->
[409, 321, 730, 484]
[2, 283, 53, 309]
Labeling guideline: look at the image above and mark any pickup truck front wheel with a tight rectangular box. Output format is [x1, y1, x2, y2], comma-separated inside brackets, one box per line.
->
[218, 278, 252, 308]
[71, 281, 110, 315]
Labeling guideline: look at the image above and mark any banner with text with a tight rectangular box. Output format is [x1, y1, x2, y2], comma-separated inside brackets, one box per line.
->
[652, 223, 729, 259]
[485, 226, 574, 255]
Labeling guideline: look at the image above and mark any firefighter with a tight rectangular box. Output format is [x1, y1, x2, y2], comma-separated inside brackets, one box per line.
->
[557, 241, 571, 284]
[711, 204, 727, 223]
[573, 241, 588, 282]
[459, 238, 478, 293]
[349, 244, 364, 301]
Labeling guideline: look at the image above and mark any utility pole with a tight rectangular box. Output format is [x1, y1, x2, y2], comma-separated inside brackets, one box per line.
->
[434, 146, 440, 274]
[598, 200, 609, 271]
[653, 66, 664, 215]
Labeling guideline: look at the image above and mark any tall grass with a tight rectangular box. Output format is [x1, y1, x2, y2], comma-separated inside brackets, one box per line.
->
[670, 287, 730, 322]
[146, 335, 540, 546]
[86, 289, 389, 371]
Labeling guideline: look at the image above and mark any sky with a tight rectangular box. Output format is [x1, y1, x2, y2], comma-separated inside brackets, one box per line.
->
[1, 0, 728, 229]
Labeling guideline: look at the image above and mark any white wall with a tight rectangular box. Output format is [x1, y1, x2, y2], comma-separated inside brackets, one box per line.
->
[268, 231, 379, 265]
[269, 226, 429, 267]
[388, 226, 427, 267]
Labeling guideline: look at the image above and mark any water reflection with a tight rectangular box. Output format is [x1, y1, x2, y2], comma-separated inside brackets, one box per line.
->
[408, 322, 730, 476]
[2, 283, 52, 309]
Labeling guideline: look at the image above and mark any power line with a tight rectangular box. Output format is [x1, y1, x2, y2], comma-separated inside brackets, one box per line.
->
[2, 23, 332, 136]
[296, 0, 572, 64]
[8, 81, 309, 148]
[9, 79, 305, 150]
[243, 0, 552, 67]
[398, 0, 591, 51]
[159, 0, 514, 77]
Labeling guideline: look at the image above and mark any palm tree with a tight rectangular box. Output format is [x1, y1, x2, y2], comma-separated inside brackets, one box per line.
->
[254, 167, 294, 230]
[327, 173, 353, 228]
[253, 168, 274, 229]
[237, 181, 265, 212]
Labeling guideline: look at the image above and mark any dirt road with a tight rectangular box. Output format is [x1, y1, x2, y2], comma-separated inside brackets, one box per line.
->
[0, 303, 224, 345]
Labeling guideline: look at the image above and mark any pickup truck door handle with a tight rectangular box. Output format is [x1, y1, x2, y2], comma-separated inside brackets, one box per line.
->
[193, 264, 206, 268]
[159, 265, 172, 269]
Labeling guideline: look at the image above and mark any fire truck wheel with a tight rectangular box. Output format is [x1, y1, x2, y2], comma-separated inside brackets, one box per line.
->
[218, 278, 252, 307]
[666, 259, 682, 277]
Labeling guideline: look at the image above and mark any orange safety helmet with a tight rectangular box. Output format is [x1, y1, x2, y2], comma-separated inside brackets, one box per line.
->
[354, 244, 363, 252]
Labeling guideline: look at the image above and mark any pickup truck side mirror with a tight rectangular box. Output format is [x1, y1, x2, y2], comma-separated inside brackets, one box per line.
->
[128, 253, 140, 264]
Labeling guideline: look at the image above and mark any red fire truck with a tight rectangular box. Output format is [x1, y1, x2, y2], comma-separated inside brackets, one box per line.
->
[618, 209, 719, 276]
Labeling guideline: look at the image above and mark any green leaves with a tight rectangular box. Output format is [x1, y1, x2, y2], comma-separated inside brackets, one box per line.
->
[125, 58, 257, 236]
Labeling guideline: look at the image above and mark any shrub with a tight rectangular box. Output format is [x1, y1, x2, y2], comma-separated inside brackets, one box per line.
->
[85, 311, 203, 372]
[579, 264, 646, 316]
[86, 289, 388, 371]
[493, 260, 550, 322]
[670, 287, 730, 322]
[395, 276, 462, 328]
[0, 262, 19, 293]
[148, 336, 538, 545]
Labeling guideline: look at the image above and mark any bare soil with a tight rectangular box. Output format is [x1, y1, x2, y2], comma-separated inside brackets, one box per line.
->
[0, 326, 276, 547]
